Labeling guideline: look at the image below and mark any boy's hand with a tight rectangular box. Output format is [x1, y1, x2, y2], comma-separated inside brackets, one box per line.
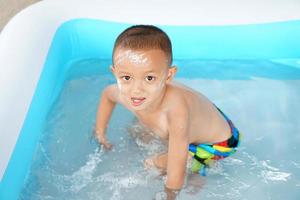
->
[164, 186, 180, 200]
[100, 139, 113, 150]
[94, 130, 113, 150]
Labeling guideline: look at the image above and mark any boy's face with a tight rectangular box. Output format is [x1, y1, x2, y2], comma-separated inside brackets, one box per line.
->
[111, 48, 176, 111]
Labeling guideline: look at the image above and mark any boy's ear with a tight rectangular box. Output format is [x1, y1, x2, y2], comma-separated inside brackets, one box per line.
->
[166, 66, 177, 83]
[110, 65, 116, 75]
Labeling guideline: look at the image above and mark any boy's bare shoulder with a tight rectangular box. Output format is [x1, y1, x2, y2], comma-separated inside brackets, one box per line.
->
[166, 81, 198, 103]
[164, 81, 207, 117]
[164, 83, 189, 115]
[168, 81, 209, 104]
[103, 84, 120, 103]
[166, 83, 186, 100]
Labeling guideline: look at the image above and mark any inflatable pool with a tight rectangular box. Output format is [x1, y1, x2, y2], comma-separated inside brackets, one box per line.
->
[1, 0, 300, 199]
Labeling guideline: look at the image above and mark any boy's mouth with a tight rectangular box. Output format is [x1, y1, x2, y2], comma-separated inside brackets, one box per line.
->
[131, 97, 146, 106]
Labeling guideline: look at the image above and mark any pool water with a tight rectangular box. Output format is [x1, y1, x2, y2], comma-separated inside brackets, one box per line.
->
[20, 59, 300, 200]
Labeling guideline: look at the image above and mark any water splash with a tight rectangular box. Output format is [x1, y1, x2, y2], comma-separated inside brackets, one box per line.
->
[260, 160, 291, 183]
[66, 147, 103, 193]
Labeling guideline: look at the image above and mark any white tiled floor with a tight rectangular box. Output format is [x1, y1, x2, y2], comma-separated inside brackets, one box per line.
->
[0, 0, 40, 31]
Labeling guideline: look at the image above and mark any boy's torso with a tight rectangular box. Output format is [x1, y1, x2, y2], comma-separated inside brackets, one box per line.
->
[119, 81, 232, 144]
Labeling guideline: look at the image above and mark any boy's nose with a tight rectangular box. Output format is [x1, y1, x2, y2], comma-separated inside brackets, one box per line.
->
[131, 80, 144, 95]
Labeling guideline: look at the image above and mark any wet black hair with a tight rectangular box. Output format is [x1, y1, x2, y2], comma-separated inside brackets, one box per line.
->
[112, 25, 172, 66]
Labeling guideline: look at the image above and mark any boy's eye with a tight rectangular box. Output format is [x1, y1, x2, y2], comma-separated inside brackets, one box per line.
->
[121, 76, 131, 81]
[146, 76, 156, 82]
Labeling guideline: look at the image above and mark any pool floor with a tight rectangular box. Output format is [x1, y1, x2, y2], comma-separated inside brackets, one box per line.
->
[20, 59, 300, 200]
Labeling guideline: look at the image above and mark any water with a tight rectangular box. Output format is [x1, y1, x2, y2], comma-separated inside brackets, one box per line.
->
[20, 59, 300, 200]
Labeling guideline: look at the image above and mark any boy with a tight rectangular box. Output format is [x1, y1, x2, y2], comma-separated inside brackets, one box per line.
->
[95, 25, 240, 191]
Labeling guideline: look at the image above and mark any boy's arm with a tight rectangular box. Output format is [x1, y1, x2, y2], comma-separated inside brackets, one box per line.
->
[95, 84, 119, 148]
[165, 104, 189, 190]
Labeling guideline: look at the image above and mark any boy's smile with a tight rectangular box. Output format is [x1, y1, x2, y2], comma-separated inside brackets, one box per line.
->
[131, 97, 146, 106]
[111, 48, 176, 112]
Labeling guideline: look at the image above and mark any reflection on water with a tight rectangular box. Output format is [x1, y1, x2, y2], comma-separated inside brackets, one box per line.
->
[20, 59, 300, 200]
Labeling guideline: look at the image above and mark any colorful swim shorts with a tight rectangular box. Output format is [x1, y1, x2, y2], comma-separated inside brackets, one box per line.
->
[188, 106, 241, 176]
